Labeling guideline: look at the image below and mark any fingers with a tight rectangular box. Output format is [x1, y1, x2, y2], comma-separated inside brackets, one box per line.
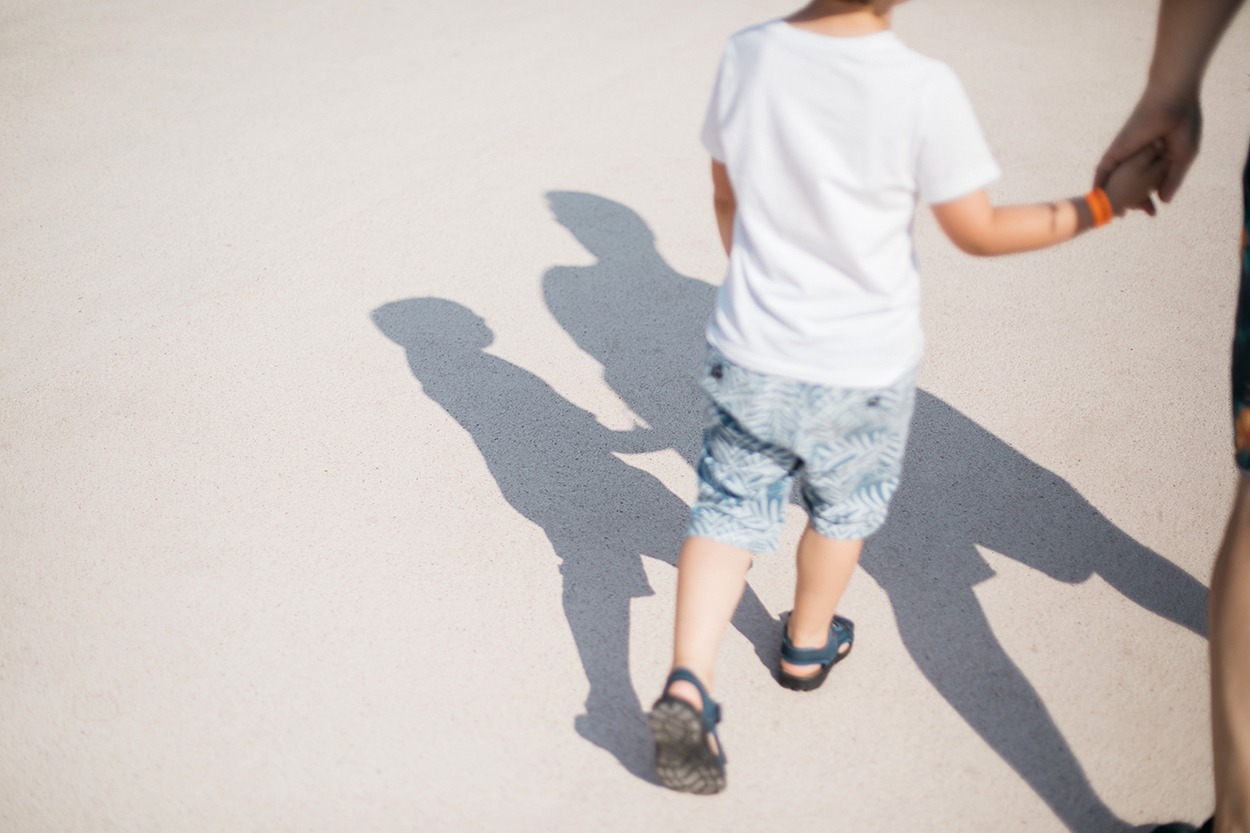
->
[1103, 138, 1170, 217]
[1144, 147, 1170, 183]
[1094, 163, 1115, 189]
[1125, 140, 1167, 168]
[1094, 94, 1183, 188]
[1159, 156, 1194, 203]
[1094, 153, 1120, 189]
[1094, 119, 1161, 188]
[1096, 94, 1201, 209]
[1094, 138, 1140, 189]
[1095, 142, 1153, 190]
[1116, 198, 1157, 218]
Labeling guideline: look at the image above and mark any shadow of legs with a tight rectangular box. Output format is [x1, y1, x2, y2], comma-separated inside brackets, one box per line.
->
[732, 582, 783, 673]
[562, 573, 659, 784]
[890, 583, 1131, 833]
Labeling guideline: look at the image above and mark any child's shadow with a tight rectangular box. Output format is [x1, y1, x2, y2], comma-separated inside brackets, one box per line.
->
[371, 298, 777, 783]
[542, 192, 1207, 832]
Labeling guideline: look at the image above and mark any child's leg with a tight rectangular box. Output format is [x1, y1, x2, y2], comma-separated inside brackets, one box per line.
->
[784, 371, 916, 680]
[669, 352, 797, 704]
[666, 535, 754, 708]
[782, 526, 862, 679]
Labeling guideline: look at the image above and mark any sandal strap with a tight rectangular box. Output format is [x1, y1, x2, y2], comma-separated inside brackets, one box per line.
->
[781, 615, 855, 666]
[665, 667, 721, 726]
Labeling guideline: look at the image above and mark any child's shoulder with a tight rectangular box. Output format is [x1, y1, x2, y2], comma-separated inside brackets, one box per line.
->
[722, 19, 957, 79]
[720, 18, 780, 52]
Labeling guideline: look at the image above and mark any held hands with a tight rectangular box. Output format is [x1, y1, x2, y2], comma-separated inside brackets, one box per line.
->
[1100, 142, 1171, 217]
[1095, 90, 1202, 215]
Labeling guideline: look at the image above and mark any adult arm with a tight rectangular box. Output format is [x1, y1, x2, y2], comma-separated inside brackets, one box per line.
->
[1095, 0, 1245, 207]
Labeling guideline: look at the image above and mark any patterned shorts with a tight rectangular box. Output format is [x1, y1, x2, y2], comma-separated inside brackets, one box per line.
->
[1233, 140, 1250, 470]
[687, 348, 916, 553]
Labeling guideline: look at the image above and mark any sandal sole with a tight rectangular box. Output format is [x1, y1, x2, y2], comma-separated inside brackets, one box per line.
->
[648, 699, 726, 795]
[777, 643, 852, 692]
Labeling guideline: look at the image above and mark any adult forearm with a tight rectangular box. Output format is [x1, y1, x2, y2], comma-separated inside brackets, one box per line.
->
[1148, 0, 1245, 100]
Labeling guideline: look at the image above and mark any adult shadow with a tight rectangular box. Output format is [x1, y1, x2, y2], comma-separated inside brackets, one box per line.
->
[543, 192, 781, 663]
[866, 391, 1207, 832]
[372, 297, 772, 783]
[542, 191, 1208, 831]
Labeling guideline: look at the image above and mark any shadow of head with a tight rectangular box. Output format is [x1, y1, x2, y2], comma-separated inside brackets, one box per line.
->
[547, 191, 654, 262]
[371, 297, 494, 356]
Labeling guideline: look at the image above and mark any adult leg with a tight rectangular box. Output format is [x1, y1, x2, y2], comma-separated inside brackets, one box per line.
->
[1212, 476, 1250, 833]
[1215, 141, 1250, 833]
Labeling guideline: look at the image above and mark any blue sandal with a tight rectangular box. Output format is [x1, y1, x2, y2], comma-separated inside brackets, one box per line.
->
[649, 668, 726, 794]
[778, 614, 855, 692]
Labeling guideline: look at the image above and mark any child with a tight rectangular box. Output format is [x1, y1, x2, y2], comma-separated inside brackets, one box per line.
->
[650, 0, 1167, 795]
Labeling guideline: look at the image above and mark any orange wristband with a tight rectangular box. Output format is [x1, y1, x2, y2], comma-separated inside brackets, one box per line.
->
[1086, 187, 1113, 228]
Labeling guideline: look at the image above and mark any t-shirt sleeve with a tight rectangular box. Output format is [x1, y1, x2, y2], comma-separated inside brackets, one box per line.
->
[700, 43, 735, 162]
[916, 65, 1001, 205]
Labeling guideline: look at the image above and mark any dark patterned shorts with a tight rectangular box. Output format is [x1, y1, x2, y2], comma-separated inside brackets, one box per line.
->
[1234, 141, 1250, 470]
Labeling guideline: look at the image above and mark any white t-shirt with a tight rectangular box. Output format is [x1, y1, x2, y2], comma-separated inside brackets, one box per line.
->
[701, 21, 1000, 387]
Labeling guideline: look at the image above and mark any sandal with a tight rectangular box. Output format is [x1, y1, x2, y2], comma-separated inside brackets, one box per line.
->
[648, 668, 726, 794]
[778, 614, 855, 692]
[1151, 819, 1214, 833]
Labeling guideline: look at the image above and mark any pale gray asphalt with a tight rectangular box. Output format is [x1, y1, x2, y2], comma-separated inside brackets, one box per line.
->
[3, 2, 1248, 831]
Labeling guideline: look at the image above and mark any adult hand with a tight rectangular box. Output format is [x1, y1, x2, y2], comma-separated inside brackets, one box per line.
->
[1103, 144, 1171, 216]
[1094, 90, 1202, 215]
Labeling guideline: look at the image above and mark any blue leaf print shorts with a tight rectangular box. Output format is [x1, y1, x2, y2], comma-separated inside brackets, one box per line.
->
[687, 348, 916, 553]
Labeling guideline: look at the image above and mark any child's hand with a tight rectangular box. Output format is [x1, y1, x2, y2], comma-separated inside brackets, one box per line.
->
[1102, 143, 1169, 216]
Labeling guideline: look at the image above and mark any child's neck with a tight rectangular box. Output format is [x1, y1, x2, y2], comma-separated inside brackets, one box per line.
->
[785, 1, 892, 37]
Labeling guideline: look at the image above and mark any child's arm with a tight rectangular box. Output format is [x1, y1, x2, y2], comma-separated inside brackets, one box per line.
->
[609, 425, 671, 455]
[711, 161, 736, 256]
[932, 146, 1167, 257]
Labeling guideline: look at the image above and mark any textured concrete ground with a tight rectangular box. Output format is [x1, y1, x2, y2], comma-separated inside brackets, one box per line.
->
[3, 1, 1249, 831]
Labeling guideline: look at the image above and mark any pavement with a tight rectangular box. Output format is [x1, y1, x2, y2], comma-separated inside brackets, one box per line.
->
[3, 1, 1249, 831]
